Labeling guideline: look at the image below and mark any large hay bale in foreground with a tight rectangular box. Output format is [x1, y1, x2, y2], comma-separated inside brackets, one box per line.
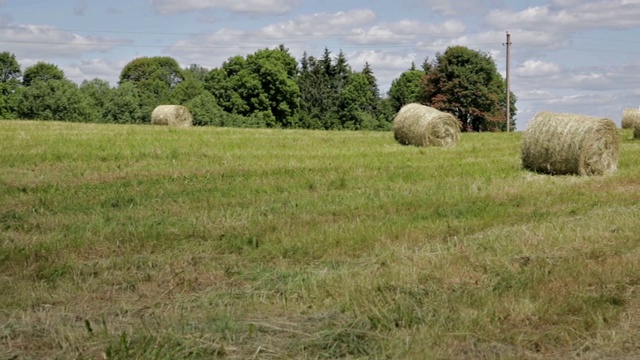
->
[621, 108, 640, 129]
[151, 105, 193, 127]
[521, 111, 619, 176]
[392, 103, 460, 147]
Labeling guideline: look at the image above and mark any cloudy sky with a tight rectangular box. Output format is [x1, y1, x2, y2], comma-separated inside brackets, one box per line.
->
[1, 0, 640, 130]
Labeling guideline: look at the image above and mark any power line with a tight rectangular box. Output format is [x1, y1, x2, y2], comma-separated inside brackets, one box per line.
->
[0, 38, 510, 50]
[2, 26, 640, 56]
[3, 24, 640, 46]
[0, 25, 476, 38]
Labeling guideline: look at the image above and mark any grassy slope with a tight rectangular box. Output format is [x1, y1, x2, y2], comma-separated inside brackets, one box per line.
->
[1, 120, 640, 359]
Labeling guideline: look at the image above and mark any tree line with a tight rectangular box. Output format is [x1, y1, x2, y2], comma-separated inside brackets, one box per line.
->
[0, 45, 516, 131]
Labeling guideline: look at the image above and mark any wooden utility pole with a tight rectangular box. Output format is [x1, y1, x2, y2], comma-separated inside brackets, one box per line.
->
[505, 31, 512, 132]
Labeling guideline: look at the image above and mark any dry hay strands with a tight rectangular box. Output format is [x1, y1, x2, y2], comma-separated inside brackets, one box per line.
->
[392, 103, 461, 147]
[521, 111, 620, 176]
[151, 105, 193, 127]
[621, 108, 640, 129]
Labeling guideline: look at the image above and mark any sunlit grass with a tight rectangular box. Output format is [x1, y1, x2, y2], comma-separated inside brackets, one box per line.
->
[1, 120, 640, 359]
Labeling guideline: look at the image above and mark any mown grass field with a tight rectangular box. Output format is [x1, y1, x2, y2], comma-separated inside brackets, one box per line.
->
[1, 120, 640, 359]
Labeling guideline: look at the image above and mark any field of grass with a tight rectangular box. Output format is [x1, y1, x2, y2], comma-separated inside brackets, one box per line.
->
[1, 120, 640, 359]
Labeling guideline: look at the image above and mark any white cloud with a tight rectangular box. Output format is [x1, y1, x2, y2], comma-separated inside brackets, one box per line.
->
[0, 24, 133, 59]
[163, 9, 443, 91]
[73, 59, 127, 85]
[406, 0, 502, 16]
[164, 9, 379, 67]
[567, 71, 614, 90]
[346, 50, 418, 92]
[148, 0, 301, 16]
[544, 93, 619, 106]
[486, 1, 640, 32]
[515, 60, 561, 78]
[348, 20, 466, 46]
[261, 9, 377, 37]
[517, 89, 555, 101]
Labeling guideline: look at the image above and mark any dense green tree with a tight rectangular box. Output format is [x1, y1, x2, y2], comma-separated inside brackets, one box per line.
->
[185, 91, 224, 126]
[170, 71, 205, 105]
[338, 65, 388, 130]
[361, 62, 379, 100]
[79, 78, 112, 122]
[338, 72, 378, 130]
[420, 46, 516, 131]
[0, 52, 21, 118]
[333, 50, 351, 92]
[245, 47, 299, 127]
[103, 82, 144, 124]
[184, 64, 209, 83]
[119, 56, 184, 89]
[360, 63, 392, 130]
[22, 62, 65, 86]
[0, 52, 21, 83]
[297, 48, 353, 129]
[136, 78, 173, 123]
[206, 46, 300, 128]
[296, 53, 326, 129]
[205, 57, 247, 115]
[388, 63, 424, 113]
[118, 56, 184, 122]
[0, 82, 19, 119]
[375, 97, 395, 131]
[18, 79, 93, 121]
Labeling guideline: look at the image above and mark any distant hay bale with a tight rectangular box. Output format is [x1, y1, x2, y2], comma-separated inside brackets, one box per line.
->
[521, 111, 620, 176]
[392, 103, 460, 147]
[151, 105, 193, 127]
[622, 108, 640, 129]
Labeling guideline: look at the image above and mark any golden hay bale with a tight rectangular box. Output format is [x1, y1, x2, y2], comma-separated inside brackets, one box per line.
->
[521, 111, 620, 176]
[622, 108, 640, 129]
[392, 103, 460, 147]
[151, 105, 193, 127]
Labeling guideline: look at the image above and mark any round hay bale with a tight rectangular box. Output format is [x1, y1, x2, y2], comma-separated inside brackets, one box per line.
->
[521, 111, 620, 176]
[151, 105, 193, 127]
[392, 103, 461, 147]
[622, 108, 640, 129]
[634, 118, 640, 139]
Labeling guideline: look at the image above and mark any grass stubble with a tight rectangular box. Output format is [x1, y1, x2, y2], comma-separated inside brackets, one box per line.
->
[1, 121, 640, 359]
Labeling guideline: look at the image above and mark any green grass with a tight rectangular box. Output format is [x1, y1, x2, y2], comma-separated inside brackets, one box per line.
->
[1, 120, 640, 359]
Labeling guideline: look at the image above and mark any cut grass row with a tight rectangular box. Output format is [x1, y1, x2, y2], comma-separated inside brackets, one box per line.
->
[1, 120, 640, 359]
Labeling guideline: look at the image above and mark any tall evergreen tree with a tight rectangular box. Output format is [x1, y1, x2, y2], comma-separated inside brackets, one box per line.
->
[296, 52, 325, 129]
[296, 48, 354, 129]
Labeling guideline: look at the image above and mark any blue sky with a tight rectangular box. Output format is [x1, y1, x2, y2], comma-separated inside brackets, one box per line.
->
[1, 0, 640, 130]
